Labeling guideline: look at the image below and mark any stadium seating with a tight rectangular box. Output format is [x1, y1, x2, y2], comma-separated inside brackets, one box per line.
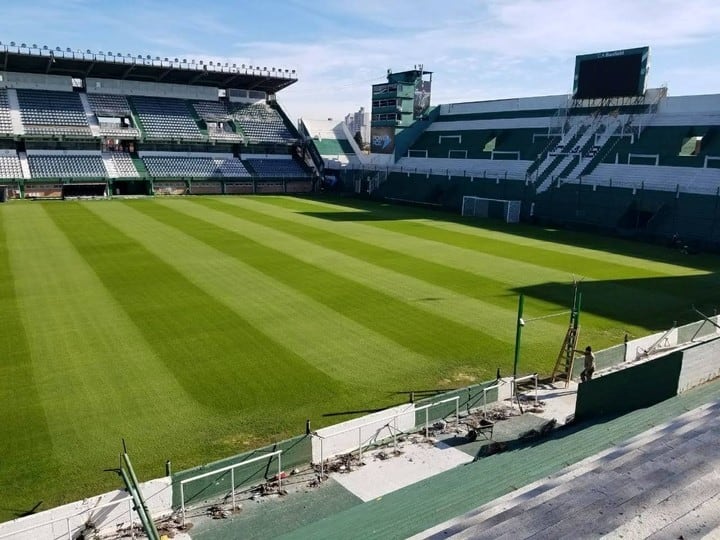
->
[245, 158, 307, 177]
[192, 100, 230, 121]
[27, 154, 106, 179]
[103, 152, 139, 178]
[131, 96, 204, 141]
[580, 163, 720, 195]
[86, 94, 141, 138]
[17, 89, 92, 136]
[395, 157, 531, 179]
[0, 153, 22, 178]
[231, 103, 295, 143]
[0, 89, 12, 134]
[142, 155, 251, 178]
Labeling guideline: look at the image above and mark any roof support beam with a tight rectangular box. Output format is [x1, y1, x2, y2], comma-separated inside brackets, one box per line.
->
[85, 61, 96, 77]
[189, 71, 207, 84]
[157, 68, 174, 82]
[122, 63, 137, 79]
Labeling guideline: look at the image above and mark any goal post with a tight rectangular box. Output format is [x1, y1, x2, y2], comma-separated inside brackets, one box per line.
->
[461, 196, 521, 223]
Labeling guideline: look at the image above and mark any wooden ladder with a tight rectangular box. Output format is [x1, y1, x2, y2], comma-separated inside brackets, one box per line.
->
[552, 283, 582, 387]
[552, 324, 579, 387]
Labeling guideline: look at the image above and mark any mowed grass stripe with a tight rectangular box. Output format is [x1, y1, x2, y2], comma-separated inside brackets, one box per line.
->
[185, 197, 565, 353]
[133, 199, 508, 377]
[86, 201, 439, 388]
[46, 202, 342, 412]
[5, 203, 224, 513]
[271, 196, 702, 277]
[234, 197, 695, 331]
[214, 196, 574, 287]
[0, 206, 55, 503]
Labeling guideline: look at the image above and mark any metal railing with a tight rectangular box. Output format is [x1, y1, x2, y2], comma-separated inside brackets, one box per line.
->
[413, 396, 460, 438]
[178, 450, 282, 526]
[512, 373, 539, 407]
[0, 496, 133, 540]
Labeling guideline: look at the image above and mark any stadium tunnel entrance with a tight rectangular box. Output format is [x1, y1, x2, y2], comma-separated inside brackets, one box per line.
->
[62, 182, 107, 199]
[111, 179, 153, 196]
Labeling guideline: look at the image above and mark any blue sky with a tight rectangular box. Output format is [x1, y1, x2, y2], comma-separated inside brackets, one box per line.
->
[2, 0, 720, 122]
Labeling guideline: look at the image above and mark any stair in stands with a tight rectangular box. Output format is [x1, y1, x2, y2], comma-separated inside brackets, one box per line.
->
[79, 93, 102, 137]
[18, 152, 31, 179]
[125, 99, 147, 140]
[101, 152, 119, 178]
[6, 89, 25, 135]
[131, 154, 149, 178]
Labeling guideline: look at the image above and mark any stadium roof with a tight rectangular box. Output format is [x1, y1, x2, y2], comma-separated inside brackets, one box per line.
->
[0, 45, 297, 93]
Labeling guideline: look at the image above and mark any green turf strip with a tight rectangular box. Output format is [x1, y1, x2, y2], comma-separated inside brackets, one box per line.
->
[259, 195, 706, 275]
[0, 206, 57, 516]
[122, 198, 509, 380]
[45, 202, 341, 413]
[83, 200, 436, 389]
[232, 196, 720, 333]
[192, 197, 567, 337]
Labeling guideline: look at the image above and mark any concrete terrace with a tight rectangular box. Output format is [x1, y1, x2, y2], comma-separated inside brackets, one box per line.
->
[184, 377, 720, 539]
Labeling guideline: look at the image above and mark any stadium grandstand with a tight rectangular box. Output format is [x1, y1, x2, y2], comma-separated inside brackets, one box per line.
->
[306, 48, 720, 251]
[0, 43, 316, 199]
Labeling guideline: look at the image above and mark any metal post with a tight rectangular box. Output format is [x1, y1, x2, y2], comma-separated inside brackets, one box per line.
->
[425, 408, 429, 438]
[513, 294, 525, 383]
[320, 438, 324, 478]
[455, 398, 459, 425]
[231, 468, 235, 510]
[180, 482, 185, 527]
[534, 374, 538, 405]
[358, 428, 362, 460]
[66, 517, 71, 540]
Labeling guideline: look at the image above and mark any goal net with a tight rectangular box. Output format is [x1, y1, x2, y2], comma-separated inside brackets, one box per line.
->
[461, 196, 521, 223]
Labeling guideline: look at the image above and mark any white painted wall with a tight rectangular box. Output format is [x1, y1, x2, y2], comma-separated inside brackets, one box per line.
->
[312, 403, 416, 463]
[86, 77, 218, 101]
[0, 477, 172, 540]
[678, 338, 720, 393]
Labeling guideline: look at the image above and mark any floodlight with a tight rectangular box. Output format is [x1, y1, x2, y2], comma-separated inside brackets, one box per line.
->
[32, 43, 37, 48]
[10, 42, 15, 46]
[21, 43, 27, 48]
[67, 47, 72, 52]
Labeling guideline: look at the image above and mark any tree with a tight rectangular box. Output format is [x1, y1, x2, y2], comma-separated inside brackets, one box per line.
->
[353, 130, 363, 148]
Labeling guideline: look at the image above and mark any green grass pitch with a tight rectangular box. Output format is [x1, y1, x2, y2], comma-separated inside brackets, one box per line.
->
[1, 195, 719, 521]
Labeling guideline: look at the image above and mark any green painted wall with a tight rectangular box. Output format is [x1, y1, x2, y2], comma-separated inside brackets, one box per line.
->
[171, 434, 311, 508]
[574, 351, 682, 421]
[414, 379, 500, 425]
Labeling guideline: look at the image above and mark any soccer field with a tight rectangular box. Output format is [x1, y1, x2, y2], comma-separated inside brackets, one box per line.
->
[1, 195, 719, 521]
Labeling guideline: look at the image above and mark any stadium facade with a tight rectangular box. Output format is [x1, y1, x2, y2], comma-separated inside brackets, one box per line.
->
[308, 48, 720, 251]
[0, 43, 316, 201]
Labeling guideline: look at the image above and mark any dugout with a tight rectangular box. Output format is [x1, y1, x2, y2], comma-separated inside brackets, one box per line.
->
[111, 179, 153, 196]
[62, 182, 107, 198]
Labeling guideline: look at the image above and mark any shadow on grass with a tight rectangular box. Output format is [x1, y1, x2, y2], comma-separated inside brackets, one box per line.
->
[296, 195, 720, 272]
[514, 274, 720, 330]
